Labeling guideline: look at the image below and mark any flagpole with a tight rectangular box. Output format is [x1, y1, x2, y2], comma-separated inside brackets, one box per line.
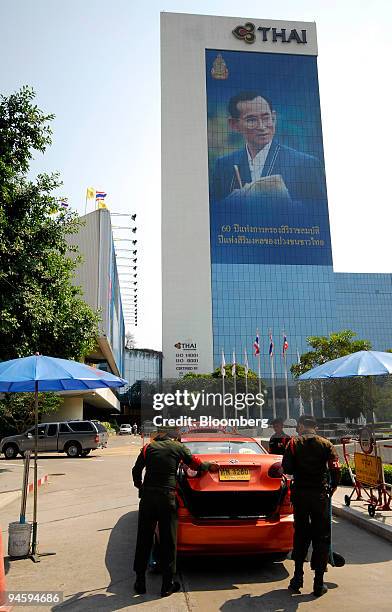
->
[244, 348, 249, 420]
[321, 381, 326, 418]
[297, 347, 304, 416]
[232, 350, 237, 416]
[282, 331, 290, 421]
[271, 351, 276, 420]
[84, 192, 88, 216]
[310, 384, 314, 417]
[283, 352, 289, 421]
[258, 352, 262, 420]
[222, 374, 225, 420]
[221, 349, 226, 420]
[269, 330, 276, 419]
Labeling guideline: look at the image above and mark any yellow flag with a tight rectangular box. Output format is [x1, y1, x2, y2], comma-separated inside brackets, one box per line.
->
[86, 187, 95, 199]
[97, 201, 108, 210]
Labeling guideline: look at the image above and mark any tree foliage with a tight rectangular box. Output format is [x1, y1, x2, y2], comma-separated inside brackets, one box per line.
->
[179, 364, 266, 396]
[0, 86, 99, 361]
[291, 330, 373, 419]
[0, 392, 61, 436]
[125, 332, 135, 350]
[0, 87, 101, 434]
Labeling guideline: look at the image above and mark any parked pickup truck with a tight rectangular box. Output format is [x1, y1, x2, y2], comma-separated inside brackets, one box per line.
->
[0, 420, 108, 459]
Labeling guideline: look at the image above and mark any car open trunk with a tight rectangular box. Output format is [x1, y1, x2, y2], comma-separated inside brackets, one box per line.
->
[179, 482, 283, 519]
[178, 454, 286, 519]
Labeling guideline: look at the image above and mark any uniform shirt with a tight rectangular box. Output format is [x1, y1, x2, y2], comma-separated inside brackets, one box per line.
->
[282, 431, 341, 490]
[132, 436, 211, 491]
[269, 431, 291, 455]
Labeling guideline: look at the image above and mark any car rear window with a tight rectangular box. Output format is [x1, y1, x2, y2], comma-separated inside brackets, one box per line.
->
[184, 441, 264, 454]
[68, 421, 95, 432]
[94, 422, 107, 433]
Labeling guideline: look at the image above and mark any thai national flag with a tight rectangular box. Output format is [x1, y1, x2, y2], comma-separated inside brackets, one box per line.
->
[96, 191, 107, 200]
[253, 332, 260, 356]
[283, 334, 289, 355]
[269, 332, 274, 357]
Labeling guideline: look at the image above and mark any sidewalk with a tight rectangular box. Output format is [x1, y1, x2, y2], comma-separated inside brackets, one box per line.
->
[0, 460, 48, 510]
[332, 485, 392, 543]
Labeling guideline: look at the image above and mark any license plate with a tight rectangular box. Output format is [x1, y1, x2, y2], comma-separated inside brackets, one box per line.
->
[219, 467, 250, 481]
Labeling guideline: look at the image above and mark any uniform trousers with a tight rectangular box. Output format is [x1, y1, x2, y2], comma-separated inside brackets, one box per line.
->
[291, 487, 331, 572]
[133, 487, 178, 582]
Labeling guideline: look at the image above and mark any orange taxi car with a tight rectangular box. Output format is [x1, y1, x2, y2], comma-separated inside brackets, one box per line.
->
[174, 431, 293, 556]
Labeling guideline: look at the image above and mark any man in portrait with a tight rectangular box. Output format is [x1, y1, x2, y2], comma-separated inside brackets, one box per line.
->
[211, 91, 326, 203]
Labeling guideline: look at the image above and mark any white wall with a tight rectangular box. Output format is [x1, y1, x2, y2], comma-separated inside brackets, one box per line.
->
[42, 397, 83, 422]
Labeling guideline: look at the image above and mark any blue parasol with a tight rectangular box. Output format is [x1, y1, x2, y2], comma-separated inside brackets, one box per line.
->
[0, 354, 127, 560]
[298, 351, 392, 380]
[0, 354, 127, 392]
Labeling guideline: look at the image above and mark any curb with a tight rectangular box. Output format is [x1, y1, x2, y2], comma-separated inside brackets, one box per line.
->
[0, 475, 49, 511]
[332, 502, 392, 543]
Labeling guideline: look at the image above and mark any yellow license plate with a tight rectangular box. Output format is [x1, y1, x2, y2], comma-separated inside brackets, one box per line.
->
[219, 468, 250, 481]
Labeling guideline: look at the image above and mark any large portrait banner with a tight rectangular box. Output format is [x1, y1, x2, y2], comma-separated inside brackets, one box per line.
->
[206, 49, 332, 266]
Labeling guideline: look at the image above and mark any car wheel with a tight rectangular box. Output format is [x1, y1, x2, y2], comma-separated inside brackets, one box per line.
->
[3, 444, 19, 460]
[65, 442, 82, 458]
[81, 449, 91, 457]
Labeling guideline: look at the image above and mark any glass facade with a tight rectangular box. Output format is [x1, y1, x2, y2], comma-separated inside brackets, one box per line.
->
[335, 273, 392, 350]
[123, 349, 162, 388]
[212, 264, 336, 379]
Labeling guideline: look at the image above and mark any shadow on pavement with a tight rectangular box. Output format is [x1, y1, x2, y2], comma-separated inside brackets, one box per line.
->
[53, 510, 163, 611]
[219, 586, 337, 611]
[179, 554, 289, 592]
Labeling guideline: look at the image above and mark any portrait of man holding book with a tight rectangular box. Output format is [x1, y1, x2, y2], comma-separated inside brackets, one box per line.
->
[210, 91, 327, 204]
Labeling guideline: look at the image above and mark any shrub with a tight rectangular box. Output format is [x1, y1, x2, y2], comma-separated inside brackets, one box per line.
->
[99, 420, 118, 434]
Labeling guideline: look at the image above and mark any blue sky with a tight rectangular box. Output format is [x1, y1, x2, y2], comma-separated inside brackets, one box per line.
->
[1, 1, 391, 349]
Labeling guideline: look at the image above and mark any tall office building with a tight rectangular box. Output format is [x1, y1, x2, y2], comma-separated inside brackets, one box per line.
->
[161, 13, 392, 399]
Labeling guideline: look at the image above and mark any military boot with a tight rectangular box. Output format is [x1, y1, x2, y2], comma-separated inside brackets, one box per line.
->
[288, 561, 304, 593]
[134, 574, 146, 594]
[313, 571, 328, 597]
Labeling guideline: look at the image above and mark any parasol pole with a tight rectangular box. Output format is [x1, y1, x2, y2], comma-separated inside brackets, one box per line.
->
[31, 379, 39, 560]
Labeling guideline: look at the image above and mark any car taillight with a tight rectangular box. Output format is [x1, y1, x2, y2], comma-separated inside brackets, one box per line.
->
[268, 461, 283, 478]
[95, 435, 99, 443]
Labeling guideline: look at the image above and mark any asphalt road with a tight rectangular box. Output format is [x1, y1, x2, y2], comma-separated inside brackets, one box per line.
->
[1, 436, 391, 611]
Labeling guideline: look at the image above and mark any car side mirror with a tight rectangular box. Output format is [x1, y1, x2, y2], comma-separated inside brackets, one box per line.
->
[27, 433, 33, 439]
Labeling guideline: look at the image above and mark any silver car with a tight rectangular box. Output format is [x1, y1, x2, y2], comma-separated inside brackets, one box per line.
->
[0, 420, 108, 459]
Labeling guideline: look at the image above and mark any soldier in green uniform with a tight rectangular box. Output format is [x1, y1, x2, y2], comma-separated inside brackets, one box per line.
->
[282, 415, 341, 597]
[132, 430, 219, 597]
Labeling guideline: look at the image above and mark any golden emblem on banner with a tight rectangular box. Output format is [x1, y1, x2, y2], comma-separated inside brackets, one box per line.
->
[211, 54, 228, 80]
